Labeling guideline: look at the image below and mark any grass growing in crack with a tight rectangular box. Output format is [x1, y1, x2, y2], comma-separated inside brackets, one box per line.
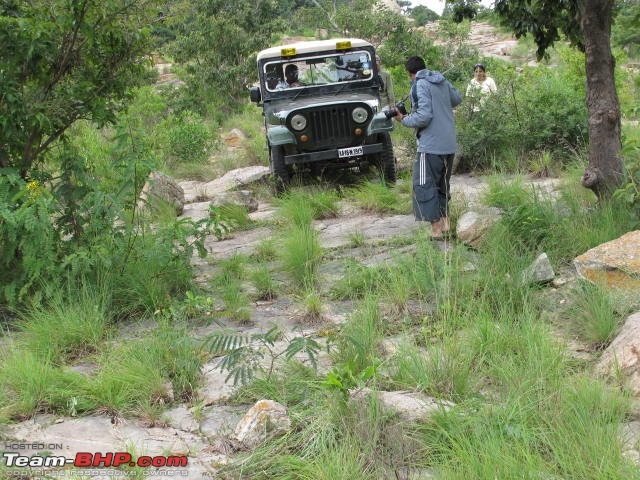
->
[482, 175, 531, 209]
[0, 285, 113, 419]
[346, 180, 406, 214]
[221, 282, 252, 323]
[333, 296, 383, 376]
[252, 238, 277, 262]
[390, 339, 476, 401]
[217, 202, 255, 231]
[15, 286, 111, 364]
[382, 264, 412, 314]
[250, 261, 277, 301]
[86, 320, 202, 416]
[211, 255, 251, 322]
[348, 230, 367, 248]
[276, 188, 339, 227]
[297, 286, 324, 324]
[562, 280, 627, 349]
[0, 350, 91, 420]
[330, 259, 383, 300]
[280, 224, 322, 288]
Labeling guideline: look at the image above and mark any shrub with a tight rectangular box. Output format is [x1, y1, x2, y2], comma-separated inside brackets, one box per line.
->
[613, 127, 640, 218]
[0, 170, 58, 306]
[456, 64, 588, 172]
[1, 131, 211, 312]
[166, 111, 213, 164]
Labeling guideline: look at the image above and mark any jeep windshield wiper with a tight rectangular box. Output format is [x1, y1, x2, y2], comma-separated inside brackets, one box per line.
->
[293, 86, 309, 101]
[334, 82, 350, 95]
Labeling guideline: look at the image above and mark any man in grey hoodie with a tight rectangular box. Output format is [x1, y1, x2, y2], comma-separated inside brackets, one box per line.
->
[392, 56, 462, 239]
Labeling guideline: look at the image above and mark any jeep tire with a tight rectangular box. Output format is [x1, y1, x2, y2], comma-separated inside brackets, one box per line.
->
[376, 132, 397, 184]
[270, 145, 289, 194]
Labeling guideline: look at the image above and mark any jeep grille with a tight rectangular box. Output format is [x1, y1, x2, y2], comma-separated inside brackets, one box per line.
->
[308, 106, 354, 148]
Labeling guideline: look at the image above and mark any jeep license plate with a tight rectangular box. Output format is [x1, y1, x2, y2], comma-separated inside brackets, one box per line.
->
[338, 146, 363, 158]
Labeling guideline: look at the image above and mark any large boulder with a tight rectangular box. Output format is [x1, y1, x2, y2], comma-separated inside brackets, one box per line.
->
[222, 128, 247, 150]
[138, 171, 185, 215]
[595, 311, 640, 396]
[573, 231, 640, 292]
[180, 166, 270, 202]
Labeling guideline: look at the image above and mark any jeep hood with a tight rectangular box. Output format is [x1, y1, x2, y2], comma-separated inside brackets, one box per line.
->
[263, 91, 381, 118]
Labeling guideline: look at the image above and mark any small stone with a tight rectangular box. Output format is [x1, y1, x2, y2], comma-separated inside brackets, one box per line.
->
[233, 400, 291, 449]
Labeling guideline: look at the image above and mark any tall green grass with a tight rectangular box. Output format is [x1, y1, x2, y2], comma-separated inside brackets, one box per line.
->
[16, 286, 111, 364]
[0, 350, 90, 420]
[280, 224, 323, 288]
[87, 320, 202, 415]
[563, 280, 628, 348]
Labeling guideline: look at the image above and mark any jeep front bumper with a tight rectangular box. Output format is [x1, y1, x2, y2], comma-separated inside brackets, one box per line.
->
[284, 143, 384, 165]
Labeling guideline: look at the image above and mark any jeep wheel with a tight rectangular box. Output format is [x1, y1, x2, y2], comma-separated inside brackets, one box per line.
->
[376, 132, 397, 184]
[270, 145, 289, 194]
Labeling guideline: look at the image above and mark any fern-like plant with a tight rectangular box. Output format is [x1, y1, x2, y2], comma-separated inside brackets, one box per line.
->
[202, 325, 320, 386]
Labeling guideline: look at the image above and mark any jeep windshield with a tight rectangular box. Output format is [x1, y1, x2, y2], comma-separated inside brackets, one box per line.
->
[262, 50, 374, 93]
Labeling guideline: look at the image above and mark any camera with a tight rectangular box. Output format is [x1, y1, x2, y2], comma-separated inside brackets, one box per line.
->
[384, 101, 408, 119]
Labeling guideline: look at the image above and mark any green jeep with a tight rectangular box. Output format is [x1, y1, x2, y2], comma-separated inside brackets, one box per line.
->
[250, 38, 397, 191]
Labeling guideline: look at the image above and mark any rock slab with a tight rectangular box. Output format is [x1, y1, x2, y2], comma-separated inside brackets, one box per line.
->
[595, 311, 640, 396]
[574, 230, 640, 292]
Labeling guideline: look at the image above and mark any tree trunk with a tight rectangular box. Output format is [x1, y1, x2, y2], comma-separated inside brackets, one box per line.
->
[578, 0, 623, 199]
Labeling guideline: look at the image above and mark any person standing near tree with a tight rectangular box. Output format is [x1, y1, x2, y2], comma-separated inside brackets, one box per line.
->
[392, 56, 462, 239]
[376, 54, 395, 108]
[466, 63, 497, 112]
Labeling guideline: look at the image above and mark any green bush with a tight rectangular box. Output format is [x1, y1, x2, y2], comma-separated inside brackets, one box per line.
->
[0, 170, 58, 306]
[456, 64, 588, 172]
[166, 111, 213, 164]
[613, 127, 640, 217]
[1, 131, 210, 312]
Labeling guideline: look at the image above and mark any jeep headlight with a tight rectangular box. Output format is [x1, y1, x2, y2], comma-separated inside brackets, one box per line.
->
[290, 114, 307, 131]
[352, 107, 368, 124]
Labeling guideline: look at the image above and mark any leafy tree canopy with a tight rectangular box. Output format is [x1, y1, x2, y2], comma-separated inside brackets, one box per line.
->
[410, 5, 440, 25]
[0, 0, 161, 178]
[494, 0, 583, 60]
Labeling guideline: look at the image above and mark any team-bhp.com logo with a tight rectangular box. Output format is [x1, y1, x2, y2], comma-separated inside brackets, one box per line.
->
[3, 452, 188, 468]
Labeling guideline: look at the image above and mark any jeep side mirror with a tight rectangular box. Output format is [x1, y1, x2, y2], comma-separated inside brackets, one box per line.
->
[250, 86, 261, 103]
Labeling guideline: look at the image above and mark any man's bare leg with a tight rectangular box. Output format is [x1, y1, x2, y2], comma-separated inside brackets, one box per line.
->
[431, 218, 443, 238]
[441, 216, 451, 233]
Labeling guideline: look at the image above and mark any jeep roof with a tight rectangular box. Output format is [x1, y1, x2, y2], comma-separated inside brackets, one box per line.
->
[256, 38, 373, 61]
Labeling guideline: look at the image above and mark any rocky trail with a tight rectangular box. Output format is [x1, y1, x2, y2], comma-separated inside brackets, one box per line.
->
[1, 169, 560, 478]
[3, 20, 639, 480]
[8, 164, 640, 479]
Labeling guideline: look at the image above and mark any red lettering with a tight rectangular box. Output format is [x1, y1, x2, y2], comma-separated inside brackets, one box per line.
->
[138, 456, 152, 467]
[92, 452, 113, 467]
[152, 457, 165, 467]
[166, 457, 188, 467]
[112, 452, 132, 467]
[74, 452, 92, 467]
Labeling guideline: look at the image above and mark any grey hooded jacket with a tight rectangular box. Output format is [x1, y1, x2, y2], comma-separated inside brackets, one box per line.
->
[400, 69, 462, 155]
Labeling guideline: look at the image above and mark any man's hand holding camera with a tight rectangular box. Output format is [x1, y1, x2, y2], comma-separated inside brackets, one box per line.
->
[391, 106, 404, 122]
[384, 101, 408, 122]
